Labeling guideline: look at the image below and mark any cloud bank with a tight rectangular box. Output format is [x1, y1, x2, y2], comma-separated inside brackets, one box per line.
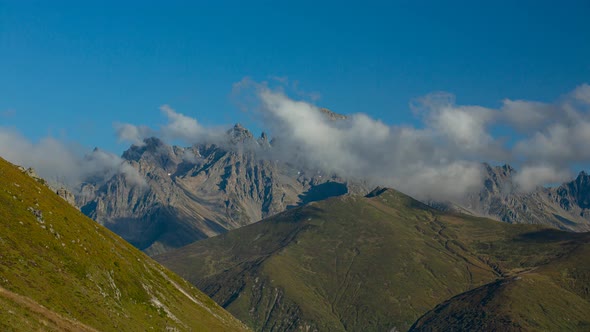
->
[230, 80, 590, 199]
[111, 80, 590, 199]
[2, 80, 590, 200]
[114, 105, 225, 146]
[0, 128, 145, 190]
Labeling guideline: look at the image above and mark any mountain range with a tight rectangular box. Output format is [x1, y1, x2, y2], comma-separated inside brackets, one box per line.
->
[77, 121, 590, 257]
[4, 114, 590, 330]
[448, 163, 590, 231]
[78, 123, 367, 255]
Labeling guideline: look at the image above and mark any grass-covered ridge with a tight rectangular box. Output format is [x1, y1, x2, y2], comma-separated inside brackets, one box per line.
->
[157, 188, 590, 331]
[0, 157, 248, 331]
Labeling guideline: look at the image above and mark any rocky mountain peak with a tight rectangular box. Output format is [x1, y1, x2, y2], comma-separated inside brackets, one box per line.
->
[500, 164, 514, 175]
[555, 170, 590, 210]
[120, 137, 182, 173]
[257, 131, 271, 148]
[319, 108, 347, 121]
[227, 123, 254, 143]
[576, 170, 589, 182]
[122, 137, 170, 161]
[143, 136, 166, 148]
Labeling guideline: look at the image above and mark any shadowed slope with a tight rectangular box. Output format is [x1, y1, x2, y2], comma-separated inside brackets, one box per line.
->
[410, 238, 590, 331]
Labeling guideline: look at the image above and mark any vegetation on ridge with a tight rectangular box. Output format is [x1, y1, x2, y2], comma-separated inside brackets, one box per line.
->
[157, 188, 590, 331]
[0, 157, 248, 331]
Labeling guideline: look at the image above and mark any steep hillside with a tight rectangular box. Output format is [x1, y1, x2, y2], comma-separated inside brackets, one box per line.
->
[0, 157, 248, 331]
[410, 236, 590, 331]
[79, 126, 364, 255]
[156, 187, 590, 331]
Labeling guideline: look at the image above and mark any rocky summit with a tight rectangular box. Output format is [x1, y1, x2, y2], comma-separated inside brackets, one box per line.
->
[78, 122, 366, 255]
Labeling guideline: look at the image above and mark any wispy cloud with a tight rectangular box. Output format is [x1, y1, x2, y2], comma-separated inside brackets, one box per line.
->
[2, 80, 590, 200]
[236, 80, 590, 198]
[0, 128, 145, 190]
[110, 80, 590, 199]
[115, 105, 225, 146]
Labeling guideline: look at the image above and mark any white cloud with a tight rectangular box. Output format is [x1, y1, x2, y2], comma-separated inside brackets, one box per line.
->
[115, 105, 225, 146]
[500, 99, 558, 132]
[514, 165, 572, 192]
[0, 127, 145, 190]
[572, 83, 590, 104]
[5, 80, 590, 201]
[114, 123, 153, 146]
[244, 84, 488, 200]
[242, 81, 590, 198]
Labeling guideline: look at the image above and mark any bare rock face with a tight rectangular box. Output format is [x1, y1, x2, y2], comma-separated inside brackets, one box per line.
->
[56, 187, 76, 207]
[454, 164, 590, 231]
[79, 126, 366, 255]
[20, 167, 78, 209]
[319, 108, 347, 121]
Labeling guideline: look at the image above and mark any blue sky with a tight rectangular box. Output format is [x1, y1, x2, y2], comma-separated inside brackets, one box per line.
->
[1, 0, 589, 154]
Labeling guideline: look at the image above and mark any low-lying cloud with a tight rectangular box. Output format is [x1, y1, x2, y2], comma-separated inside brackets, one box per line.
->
[113, 80, 590, 199]
[227, 80, 590, 199]
[2, 80, 590, 200]
[114, 104, 225, 146]
[0, 128, 145, 190]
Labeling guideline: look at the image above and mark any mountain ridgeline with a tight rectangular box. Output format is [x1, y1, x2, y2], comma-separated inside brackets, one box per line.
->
[79, 123, 366, 255]
[460, 164, 590, 231]
[156, 188, 590, 331]
[0, 157, 248, 331]
[77, 114, 590, 257]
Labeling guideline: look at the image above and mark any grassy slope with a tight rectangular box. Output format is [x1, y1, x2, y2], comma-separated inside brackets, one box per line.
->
[157, 188, 590, 331]
[410, 238, 590, 331]
[0, 157, 248, 331]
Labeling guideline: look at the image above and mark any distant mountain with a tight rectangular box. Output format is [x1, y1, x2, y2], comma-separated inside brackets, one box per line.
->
[0, 157, 248, 331]
[155, 188, 590, 331]
[79, 123, 366, 255]
[454, 164, 590, 231]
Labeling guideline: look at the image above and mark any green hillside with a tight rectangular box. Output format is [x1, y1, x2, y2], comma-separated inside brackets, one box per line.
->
[0, 157, 248, 331]
[156, 188, 590, 331]
[410, 237, 590, 331]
